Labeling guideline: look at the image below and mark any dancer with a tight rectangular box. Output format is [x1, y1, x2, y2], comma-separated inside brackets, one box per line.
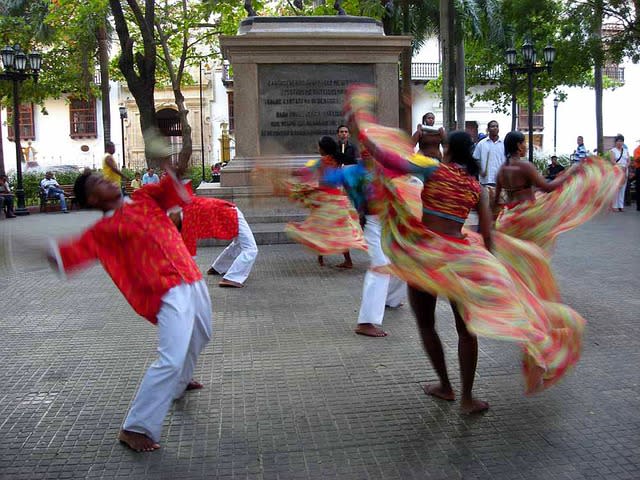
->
[284, 136, 367, 267]
[322, 150, 408, 338]
[494, 131, 624, 254]
[411, 112, 446, 160]
[346, 85, 588, 408]
[494, 131, 574, 210]
[47, 170, 211, 452]
[173, 191, 258, 289]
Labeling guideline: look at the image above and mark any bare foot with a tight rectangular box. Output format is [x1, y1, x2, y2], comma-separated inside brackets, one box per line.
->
[317, 255, 324, 267]
[118, 430, 160, 452]
[422, 383, 455, 401]
[186, 379, 203, 391]
[336, 261, 353, 269]
[460, 398, 490, 414]
[355, 323, 388, 337]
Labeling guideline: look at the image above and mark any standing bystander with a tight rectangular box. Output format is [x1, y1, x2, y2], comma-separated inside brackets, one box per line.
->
[142, 167, 160, 185]
[335, 125, 360, 166]
[102, 141, 126, 187]
[609, 134, 630, 212]
[573, 136, 588, 164]
[633, 140, 640, 211]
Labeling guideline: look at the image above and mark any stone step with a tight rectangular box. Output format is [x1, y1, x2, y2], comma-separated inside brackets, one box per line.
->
[198, 222, 293, 246]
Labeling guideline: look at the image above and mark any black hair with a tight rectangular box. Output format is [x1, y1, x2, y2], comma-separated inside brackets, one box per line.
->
[504, 131, 525, 164]
[337, 125, 348, 132]
[614, 134, 624, 142]
[318, 136, 338, 157]
[422, 112, 435, 124]
[105, 141, 115, 149]
[447, 131, 479, 177]
[74, 172, 93, 208]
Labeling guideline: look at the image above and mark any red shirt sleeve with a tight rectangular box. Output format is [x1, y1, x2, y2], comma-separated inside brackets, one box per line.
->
[56, 228, 99, 274]
[132, 171, 191, 211]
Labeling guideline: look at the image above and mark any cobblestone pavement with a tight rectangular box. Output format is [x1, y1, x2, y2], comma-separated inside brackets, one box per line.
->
[0, 210, 638, 480]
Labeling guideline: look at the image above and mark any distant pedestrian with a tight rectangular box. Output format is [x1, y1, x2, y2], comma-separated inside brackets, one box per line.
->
[573, 136, 588, 164]
[335, 125, 360, 166]
[609, 134, 630, 212]
[142, 167, 160, 185]
[102, 141, 126, 187]
[633, 140, 640, 211]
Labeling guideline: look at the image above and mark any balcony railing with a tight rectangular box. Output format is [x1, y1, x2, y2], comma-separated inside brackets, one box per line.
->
[603, 65, 625, 83]
[409, 63, 502, 83]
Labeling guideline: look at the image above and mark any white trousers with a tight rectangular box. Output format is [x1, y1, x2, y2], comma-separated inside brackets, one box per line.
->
[122, 279, 212, 442]
[211, 209, 258, 284]
[612, 175, 627, 209]
[358, 215, 406, 326]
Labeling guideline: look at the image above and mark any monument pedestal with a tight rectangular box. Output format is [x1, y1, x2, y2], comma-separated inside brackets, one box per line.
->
[202, 16, 410, 245]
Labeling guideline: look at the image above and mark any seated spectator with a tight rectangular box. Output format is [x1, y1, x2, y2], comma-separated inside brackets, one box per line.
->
[40, 171, 69, 213]
[211, 163, 222, 182]
[0, 174, 16, 218]
[142, 167, 160, 185]
[546, 155, 565, 181]
[130, 172, 142, 190]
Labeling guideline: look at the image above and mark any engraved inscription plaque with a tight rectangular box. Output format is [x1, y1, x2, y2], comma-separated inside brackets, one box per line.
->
[259, 64, 375, 155]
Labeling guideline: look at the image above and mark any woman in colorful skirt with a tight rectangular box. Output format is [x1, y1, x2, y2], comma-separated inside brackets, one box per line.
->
[494, 131, 624, 254]
[284, 136, 367, 266]
[346, 85, 588, 411]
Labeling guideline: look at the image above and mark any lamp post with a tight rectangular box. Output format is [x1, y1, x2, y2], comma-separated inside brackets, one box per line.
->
[505, 41, 555, 162]
[553, 97, 559, 154]
[118, 106, 127, 169]
[0, 45, 42, 215]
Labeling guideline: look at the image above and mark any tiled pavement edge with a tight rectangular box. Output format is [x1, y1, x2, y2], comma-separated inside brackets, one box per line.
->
[0, 211, 638, 480]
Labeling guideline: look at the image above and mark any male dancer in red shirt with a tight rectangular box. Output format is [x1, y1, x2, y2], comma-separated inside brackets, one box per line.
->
[175, 194, 258, 288]
[48, 170, 211, 452]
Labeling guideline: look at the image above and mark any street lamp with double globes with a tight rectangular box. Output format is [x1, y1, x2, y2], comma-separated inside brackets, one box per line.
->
[505, 40, 556, 162]
[0, 45, 42, 215]
[118, 105, 128, 169]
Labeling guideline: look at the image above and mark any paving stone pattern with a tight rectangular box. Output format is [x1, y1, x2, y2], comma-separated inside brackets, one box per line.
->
[0, 211, 638, 479]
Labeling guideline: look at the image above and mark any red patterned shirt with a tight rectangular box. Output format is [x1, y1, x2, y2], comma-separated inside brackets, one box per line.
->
[180, 196, 239, 257]
[53, 176, 202, 324]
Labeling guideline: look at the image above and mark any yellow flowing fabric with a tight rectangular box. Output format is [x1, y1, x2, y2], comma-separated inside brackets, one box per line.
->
[496, 156, 624, 254]
[283, 180, 367, 256]
[346, 84, 597, 394]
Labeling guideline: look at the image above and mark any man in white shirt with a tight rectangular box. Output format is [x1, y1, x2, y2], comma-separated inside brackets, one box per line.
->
[40, 171, 69, 213]
[473, 120, 505, 186]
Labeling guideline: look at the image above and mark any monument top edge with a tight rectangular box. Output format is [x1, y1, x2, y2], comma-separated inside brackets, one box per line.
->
[238, 15, 384, 35]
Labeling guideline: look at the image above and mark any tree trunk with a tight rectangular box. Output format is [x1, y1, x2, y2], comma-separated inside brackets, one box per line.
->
[440, 0, 456, 131]
[455, 31, 465, 134]
[96, 23, 112, 147]
[109, 0, 161, 167]
[155, 3, 192, 174]
[593, 0, 604, 154]
[399, 0, 412, 134]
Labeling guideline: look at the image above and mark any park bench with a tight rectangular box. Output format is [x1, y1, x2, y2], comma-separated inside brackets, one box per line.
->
[39, 185, 75, 212]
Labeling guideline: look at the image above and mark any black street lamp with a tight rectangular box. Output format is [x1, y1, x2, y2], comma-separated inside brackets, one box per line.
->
[505, 41, 555, 162]
[0, 45, 42, 215]
[553, 96, 559, 154]
[118, 106, 127, 169]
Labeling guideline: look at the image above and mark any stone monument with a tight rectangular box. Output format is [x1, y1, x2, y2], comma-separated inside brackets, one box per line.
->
[198, 16, 411, 244]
